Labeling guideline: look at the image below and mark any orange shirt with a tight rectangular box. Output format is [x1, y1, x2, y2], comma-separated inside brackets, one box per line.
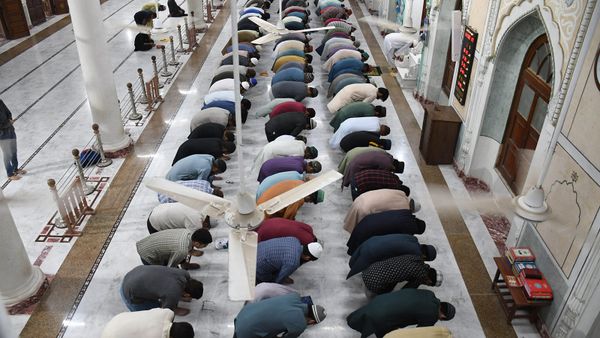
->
[256, 180, 304, 220]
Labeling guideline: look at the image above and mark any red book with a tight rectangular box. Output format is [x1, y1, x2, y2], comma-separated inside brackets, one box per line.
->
[520, 272, 553, 300]
[509, 247, 536, 262]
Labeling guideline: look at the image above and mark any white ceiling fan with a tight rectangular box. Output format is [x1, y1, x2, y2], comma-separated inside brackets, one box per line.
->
[144, 0, 343, 301]
[248, 0, 334, 45]
[145, 172, 342, 301]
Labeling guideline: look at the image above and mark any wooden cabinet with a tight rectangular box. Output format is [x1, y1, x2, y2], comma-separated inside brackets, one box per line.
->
[419, 104, 462, 165]
[50, 0, 67, 14]
[0, 0, 30, 39]
[26, 0, 46, 26]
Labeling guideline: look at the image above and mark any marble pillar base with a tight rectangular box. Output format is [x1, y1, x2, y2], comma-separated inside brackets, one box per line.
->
[6, 277, 50, 315]
[1, 267, 45, 307]
[105, 142, 133, 159]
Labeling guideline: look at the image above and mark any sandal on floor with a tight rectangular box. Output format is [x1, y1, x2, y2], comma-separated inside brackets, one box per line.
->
[180, 262, 200, 270]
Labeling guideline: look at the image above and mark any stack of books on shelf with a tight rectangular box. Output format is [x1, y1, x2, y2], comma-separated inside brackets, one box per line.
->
[504, 247, 553, 300]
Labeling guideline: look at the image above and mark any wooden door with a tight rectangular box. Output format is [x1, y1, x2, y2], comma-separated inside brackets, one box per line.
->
[26, 0, 46, 26]
[50, 0, 68, 14]
[0, 0, 30, 39]
[441, 0, 462, 96]
[497, 35, 552, 194]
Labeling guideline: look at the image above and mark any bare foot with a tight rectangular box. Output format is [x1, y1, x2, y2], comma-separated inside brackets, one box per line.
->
[174, 307, 190, 316]
[16, 169, 27, 175]
[282, 277, 294, 285]
[8, 175, 21, 181]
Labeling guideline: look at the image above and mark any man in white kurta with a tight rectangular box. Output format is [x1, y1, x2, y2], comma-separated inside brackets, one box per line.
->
[322, 49, 364, 72]
[148, 202, 205, 233]
[274, 40, 308, 55]
[189, 107, 230, 131]
[327, 83, 380, 113]
[343, 189, 411, 233]
[101, 308, 191, 338]
[383, 31, 418, 63]
[329, 116, 381, 149]
[204, 90, 235, 105]
[252, 137, 316, 173]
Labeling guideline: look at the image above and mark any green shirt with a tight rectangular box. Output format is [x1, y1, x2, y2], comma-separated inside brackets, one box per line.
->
[347, 289, 440, 338]
[337, 146, 386, 174]
[235, 294, 308, 338]
[329, 102, 376, 131]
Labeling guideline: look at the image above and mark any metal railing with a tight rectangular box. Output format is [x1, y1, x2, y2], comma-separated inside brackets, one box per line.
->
[45, 2, 218, 234]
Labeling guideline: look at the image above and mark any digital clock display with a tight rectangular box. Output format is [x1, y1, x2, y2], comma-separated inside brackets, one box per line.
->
[454, 26, 478, 105]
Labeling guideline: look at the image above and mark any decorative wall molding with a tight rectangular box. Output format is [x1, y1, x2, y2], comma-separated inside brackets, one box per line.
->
[478, 0, 502, 81]
[554, 220, 600, 336]
[549, 0, 597, 125]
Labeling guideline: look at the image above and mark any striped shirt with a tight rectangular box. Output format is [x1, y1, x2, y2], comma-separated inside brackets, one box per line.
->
[136, 229, 192, 267]
[158, 180, 213, 203]
[256, 237, 303, 283]
[361, 255, 431, 294]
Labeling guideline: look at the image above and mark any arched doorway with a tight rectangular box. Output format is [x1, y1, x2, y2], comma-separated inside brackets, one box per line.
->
[496, 35, 553, 194]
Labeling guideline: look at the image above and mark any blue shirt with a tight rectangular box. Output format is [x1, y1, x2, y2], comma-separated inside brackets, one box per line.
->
[158, 179, 213, 203]
[203, 100, 235, 115]
[234, 294, 308, 338]
[328, 58, 364, 82]
[276, 49, 305, 59]
[256, 171, 304, 199]
[256, 237, 302, 283]
[272, 67, 305, 86]
[166, 154, 214, 181]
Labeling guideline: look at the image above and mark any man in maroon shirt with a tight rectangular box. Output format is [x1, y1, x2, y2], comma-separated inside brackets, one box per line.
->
[269, 101, 316, 119]
[256, 218, 317, 245]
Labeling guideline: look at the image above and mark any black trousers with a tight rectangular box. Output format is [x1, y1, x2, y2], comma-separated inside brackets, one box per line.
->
[147, 215, 158, 234]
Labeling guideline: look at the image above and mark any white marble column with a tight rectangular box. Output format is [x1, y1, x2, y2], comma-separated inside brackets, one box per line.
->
[0, 189, 44, 306]
[66, 0, 131, 152]
[188, 0, 207, 30]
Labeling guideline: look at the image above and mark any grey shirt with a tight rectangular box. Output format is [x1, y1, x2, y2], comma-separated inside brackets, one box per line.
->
[122, 265, 190, 310]
[271, 81, 308, 101]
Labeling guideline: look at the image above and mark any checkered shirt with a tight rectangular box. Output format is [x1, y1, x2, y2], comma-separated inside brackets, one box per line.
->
[361, 255, 430, 294]
[136, 229, 192, 267]
[352, 169, 402, 195]
[158, 180, 213, 203]
[256, 237, 303, 283]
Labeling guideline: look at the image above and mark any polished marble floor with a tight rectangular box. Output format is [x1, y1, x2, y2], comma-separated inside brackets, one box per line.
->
[1, 0, 540, 337]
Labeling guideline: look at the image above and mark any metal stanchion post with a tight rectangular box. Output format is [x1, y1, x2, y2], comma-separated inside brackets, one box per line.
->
[92, 124, 113, 167]
[127, 83, 143, 120]
[177, 25, 185, 52]
[184, 17, 190, 45]
[151, 56, 165, 89]
[137, 68, 149, 104]
[160, 46, 172, 77]
[47, 179, 67, 228]
[169, 36, 179, 66]
[191, 11, 197, 33]
[72, 149, 95, 195]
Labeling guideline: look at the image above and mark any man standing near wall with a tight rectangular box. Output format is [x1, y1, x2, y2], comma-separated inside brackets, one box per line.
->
[0, 99, 25, 181]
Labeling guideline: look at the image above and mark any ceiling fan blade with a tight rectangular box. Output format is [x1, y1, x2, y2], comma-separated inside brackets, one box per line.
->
[257, 170, 343, 215]
[144, 177, 231, 216]
[248, 16, 281, 34]
[294, 26, 336, 33]
[359, 15, 403, 31]
[228, 229, 258, 301]
[252, 33, 281, 45]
